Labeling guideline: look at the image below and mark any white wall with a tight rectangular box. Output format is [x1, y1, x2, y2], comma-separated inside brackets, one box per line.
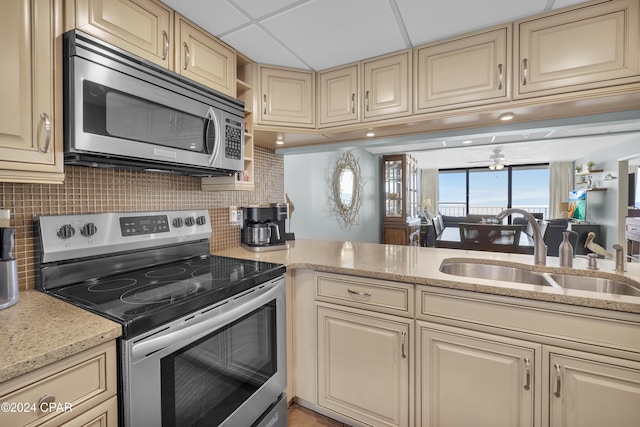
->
[575, 135, 640, 249]
[284, 149, 381, 243]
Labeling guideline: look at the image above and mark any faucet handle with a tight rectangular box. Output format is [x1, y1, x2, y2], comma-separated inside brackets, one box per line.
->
[586, 253, 599, 270]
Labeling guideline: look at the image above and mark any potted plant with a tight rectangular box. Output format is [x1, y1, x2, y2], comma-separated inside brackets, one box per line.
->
[587, 161, 595, 171]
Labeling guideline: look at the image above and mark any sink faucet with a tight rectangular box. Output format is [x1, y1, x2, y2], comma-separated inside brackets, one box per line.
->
[495, 208, 547, 266]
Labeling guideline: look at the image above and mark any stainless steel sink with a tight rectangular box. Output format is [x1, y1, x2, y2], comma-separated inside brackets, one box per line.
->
[439, 262, 554, 287]
[439, 260, 640, 296]
[546, 274, 640, 297]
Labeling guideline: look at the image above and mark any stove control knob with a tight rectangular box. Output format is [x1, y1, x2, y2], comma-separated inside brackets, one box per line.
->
[196, 216, 206, 226]
[57, 224, 75, 239]
[184, 216, 195, 227]
[172, 217, 184, 228]
[80, 222, 98, 237]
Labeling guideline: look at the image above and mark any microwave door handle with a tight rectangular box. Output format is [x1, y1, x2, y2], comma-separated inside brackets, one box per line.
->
[206, 107, 222, 166]
[130, 280, 282, 359]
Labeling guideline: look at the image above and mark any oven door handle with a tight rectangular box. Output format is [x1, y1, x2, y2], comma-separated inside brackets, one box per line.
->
[130, 280, 282, 359]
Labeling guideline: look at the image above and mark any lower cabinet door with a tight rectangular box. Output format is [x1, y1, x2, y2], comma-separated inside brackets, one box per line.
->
[549, 352, 640, 427]
[317, 304, 412, 427]
[418, 323, 540, 427]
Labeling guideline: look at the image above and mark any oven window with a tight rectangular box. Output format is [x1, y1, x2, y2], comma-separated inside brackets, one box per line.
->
[82, 80, 205, 152]
[160, 301, 277, 427]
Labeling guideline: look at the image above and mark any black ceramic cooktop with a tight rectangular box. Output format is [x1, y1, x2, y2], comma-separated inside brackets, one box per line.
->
[47, 255, 285, 337]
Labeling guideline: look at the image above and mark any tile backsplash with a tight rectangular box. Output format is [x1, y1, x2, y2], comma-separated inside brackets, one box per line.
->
[0, 146, 284, 290]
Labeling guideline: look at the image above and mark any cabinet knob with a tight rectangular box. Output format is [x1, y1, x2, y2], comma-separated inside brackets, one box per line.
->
[37, 395, 56, 414]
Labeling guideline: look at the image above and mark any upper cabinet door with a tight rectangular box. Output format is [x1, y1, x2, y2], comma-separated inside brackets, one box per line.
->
[318, 63, 360, 127]
[175, 15, 235, 97]
[515, 0, 640, 98]
[259, 66, 316, 128]
[75, 0, 173, 68]
[415, 27, 511, 113]
[0, 0, 64, 183]
[363, 50, 412, 121]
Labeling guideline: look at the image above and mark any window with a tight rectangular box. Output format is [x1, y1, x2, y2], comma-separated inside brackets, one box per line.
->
[439, 170, 467, 216]
[438, 165, 550, 218]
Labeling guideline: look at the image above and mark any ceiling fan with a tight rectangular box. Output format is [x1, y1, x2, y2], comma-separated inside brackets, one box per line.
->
[468, 148, 529, 170]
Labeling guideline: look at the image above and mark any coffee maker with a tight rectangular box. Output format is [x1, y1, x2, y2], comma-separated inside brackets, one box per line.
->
[241, 204, 288, 251]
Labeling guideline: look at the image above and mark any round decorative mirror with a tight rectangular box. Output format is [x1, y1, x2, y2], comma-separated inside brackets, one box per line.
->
[332, 150, 365, 229]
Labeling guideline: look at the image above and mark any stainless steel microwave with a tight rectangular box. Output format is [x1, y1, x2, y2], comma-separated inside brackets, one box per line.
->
[63, 30, 244, 176]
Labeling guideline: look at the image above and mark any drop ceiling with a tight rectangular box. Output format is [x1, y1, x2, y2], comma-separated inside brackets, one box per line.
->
[162, 0, 589, 71]
[160, 0, 640, 167]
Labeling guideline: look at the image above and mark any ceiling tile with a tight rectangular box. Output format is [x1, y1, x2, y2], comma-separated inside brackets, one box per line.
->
[222, 25, 309, 69]
[261, 0, 407, 70]
[233, 0, 309, 19]
[397, 0, 549, 46]
[161, 0, 249, 36]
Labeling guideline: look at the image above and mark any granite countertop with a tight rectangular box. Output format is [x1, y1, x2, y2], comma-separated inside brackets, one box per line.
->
[215, 239, 640, 315]
[0, 291, 122, 384]
[3, 239, 638, 386]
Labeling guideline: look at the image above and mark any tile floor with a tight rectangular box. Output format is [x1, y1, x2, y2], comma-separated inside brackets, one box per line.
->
[288, 403, 351, 426]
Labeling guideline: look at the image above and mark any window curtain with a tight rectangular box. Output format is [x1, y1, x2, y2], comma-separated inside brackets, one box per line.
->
[549, 162, 573, 218]
[421, 169, 439, 217]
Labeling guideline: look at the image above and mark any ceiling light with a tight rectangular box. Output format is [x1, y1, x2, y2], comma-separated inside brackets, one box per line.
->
[462, 140, 473, 144]
[365, 130, 375, 137]
[499, 112, 516, 121]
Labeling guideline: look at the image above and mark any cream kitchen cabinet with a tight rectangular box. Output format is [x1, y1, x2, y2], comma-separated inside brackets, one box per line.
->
[315, 273, 414, 427]
[0, 341, 118, 427]
[73, 0, 173, 68]
[515, 0, 640, 98]
[292, 270, 414, 427]
[547, 348, 640, 427]
[0, 0, 64, 184]
[175, 14, 235, 97]
[317, 304, 412, 427]
[417, 285, 640, 427]
[71, 0, 236, 96]
[417, 323, 539, 427]
[258, 65, 316, 128]
[318, 63, 360, 127]
[414, 26, 511, 113]
[363, 50, 412, 121]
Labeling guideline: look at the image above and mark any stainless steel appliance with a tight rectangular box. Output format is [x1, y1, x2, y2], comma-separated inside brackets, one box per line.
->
[241, 205, 289, 251]
[63, 30, 244, 176]
[34, 210, 287, 427]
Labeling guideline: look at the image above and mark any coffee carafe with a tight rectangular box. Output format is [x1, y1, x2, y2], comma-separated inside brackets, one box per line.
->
[241, 204, 288, 251]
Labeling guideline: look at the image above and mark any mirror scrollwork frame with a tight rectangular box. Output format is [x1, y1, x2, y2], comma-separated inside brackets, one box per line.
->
[332, 150, 365, 229]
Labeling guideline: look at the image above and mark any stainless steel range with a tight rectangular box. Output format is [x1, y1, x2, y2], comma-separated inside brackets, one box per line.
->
[34, 210, 287, 427]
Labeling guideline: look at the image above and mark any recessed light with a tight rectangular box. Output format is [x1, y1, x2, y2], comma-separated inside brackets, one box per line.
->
[365, 131, 375, 137]
[462, 140, 473, 145]
[499, 112, 516, 121]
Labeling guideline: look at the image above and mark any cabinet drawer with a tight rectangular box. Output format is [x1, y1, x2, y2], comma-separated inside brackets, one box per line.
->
[316, 272, 414, 317]
[0, 341, 117, 427]
[417, 287, 640, 354]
